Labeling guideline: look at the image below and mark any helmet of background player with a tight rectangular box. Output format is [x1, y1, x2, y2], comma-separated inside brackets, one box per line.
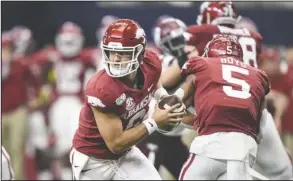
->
[1, 31, 14, 63]
[153, 17, 187, 57]
[96, 15, 119, 43]
[203, 34, 243, 59]
[55, 21, 84, 58]
[101, 19, 146, 77]
[198, 1, 238, 27]
[235, 16, 259, 33]
[196, 1, 211, 25]
[11, 25, 34, 57]
[152, 14, 173, 41]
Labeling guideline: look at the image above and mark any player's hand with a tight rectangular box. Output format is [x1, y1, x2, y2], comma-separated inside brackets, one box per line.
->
[152, 103, 185, 127]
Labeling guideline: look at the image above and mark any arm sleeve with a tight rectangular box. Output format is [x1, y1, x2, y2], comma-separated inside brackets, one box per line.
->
[85, 77, 116, 112]
[181, 56, 206, 77]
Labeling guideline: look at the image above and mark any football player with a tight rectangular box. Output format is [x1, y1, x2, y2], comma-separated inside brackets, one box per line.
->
[160, 1, 293, 179]
[176, 34, 270, 180]
[138, 16, 191, 180]
[2, 31, 40, 180]
[31, 21, 98, 180]
[70, 19, 184, 180]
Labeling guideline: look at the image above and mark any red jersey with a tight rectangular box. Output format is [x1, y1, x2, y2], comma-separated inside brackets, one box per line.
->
[186, 24, 262, 68]
[73, 50, 162, 159]
[2, 57, 40, 113]
[32, 47, 99, 102]
[182, 56, 270, 140]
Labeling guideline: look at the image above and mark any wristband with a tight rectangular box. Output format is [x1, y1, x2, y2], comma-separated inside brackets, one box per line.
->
[143, 118, 158, 135]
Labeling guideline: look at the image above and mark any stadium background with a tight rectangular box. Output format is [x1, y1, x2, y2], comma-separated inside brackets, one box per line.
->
[2, 1, 293, 180]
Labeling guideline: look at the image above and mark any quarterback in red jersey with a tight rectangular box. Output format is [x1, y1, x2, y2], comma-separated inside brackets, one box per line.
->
[176, 35, 270, 180]
[70, 19, 184, 180]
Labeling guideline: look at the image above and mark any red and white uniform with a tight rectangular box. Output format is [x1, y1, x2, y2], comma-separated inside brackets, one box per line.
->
[70, 50, 162, 180]
[179, 56, 270, 180]
[2, 146, 15, 180]
[32, 47, 99, 156]
[2, 56, 40, 113]
[184, 23, 293, 180]
[186, 24, 262, 68]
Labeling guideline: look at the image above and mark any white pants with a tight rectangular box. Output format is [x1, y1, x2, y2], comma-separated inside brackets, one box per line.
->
[254, 110, 293, 180]
[180, 132, 257, 180]
[2, 146, 14, 180]
[49, 96, 83, 156]
[70, 147, 162, 180]
[179, 153, 252, 180]
[27, 110, 49, 152]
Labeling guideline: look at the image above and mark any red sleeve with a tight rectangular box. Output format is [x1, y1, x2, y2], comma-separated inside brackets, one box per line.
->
[186, 25, 220, 55]
[181, 56, 207, 77]
[85, 71, 116, 112]
[144, 49, 162, 78]
[258, 69, 270, 95]
[22, 59, 41, 98]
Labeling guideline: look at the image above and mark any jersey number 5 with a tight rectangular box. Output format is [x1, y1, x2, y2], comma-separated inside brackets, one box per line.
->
[222, 64, 251, 99]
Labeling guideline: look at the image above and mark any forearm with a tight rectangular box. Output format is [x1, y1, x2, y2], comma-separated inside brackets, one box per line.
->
[110, 119, 157, 154]
[174, 75, 195, 102]
[161, 63, 183, 89]
[112, 124, 149, 153]
[180, 112, 195, 129]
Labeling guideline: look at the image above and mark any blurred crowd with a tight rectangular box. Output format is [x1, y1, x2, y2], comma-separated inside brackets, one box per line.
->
[1, 4, 293, 181]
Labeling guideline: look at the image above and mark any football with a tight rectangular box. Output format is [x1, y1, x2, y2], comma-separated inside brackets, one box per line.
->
[157, 95, 185, 133]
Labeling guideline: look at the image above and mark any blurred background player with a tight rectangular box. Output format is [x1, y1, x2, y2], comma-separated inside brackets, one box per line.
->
[29, 21, 98, 180]
[137, 16, 191, 180]
[2, 31, 40, 180]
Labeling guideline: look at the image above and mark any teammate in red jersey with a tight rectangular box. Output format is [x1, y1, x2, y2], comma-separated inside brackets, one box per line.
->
[30, 21, 99, 180]
[137, 16, 190, 180]
[2, 31, 40, 180]
[70, 19, 184, 180]
[162, 1, 262, 88]
[176, 34, 270, 180]
[157, 1, 293, 179]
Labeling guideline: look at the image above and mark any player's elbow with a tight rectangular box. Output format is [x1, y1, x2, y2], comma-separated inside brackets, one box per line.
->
[107, 140, 125, 154]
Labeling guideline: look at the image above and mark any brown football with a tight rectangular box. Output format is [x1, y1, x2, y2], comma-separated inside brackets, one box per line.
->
[157, 95, 185, 133]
